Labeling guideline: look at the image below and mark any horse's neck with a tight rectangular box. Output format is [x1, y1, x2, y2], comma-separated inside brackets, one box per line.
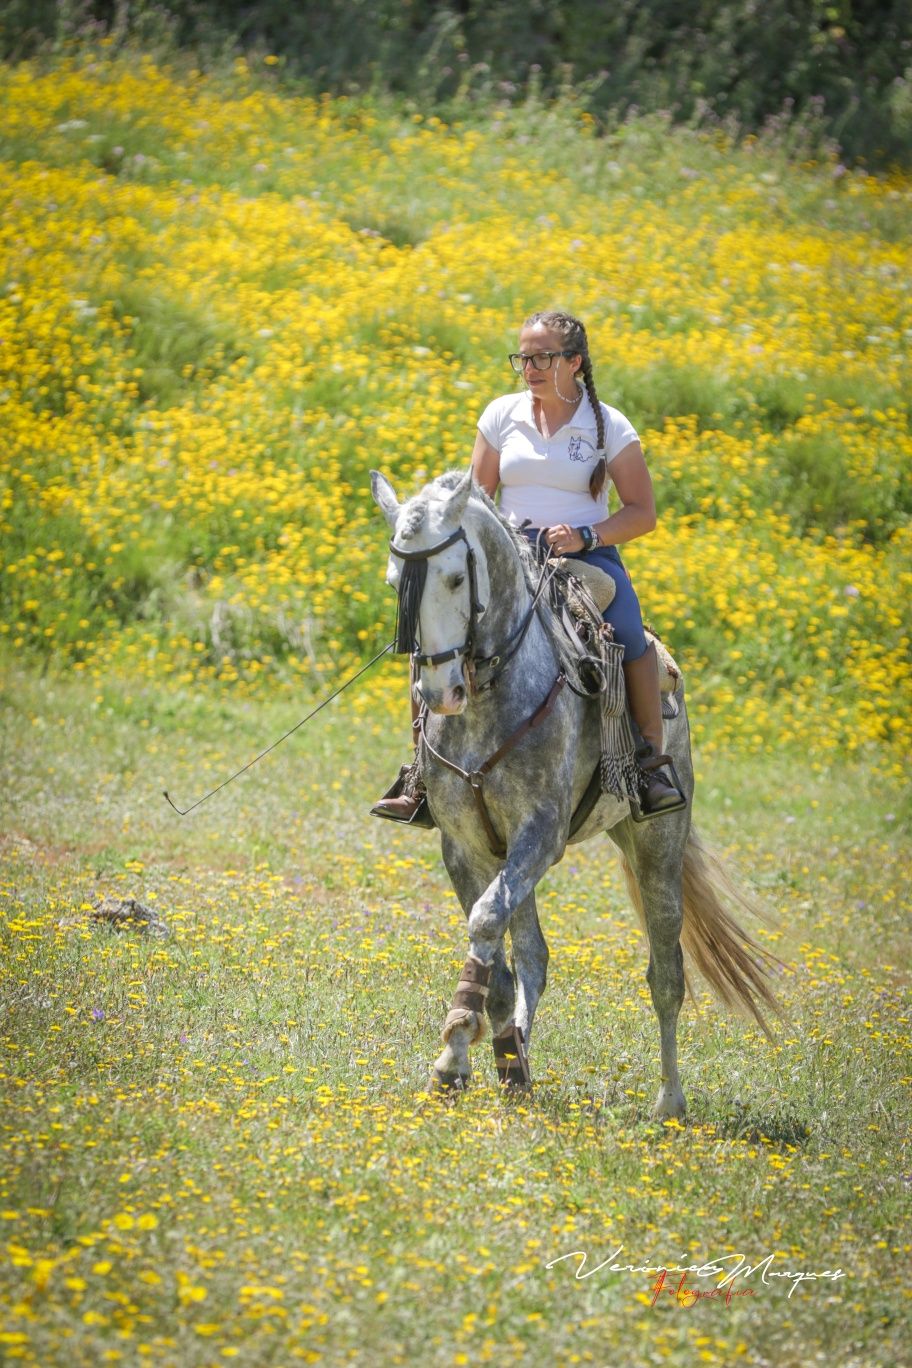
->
[472, 505, 527, 627]
[471, 505, 559, 691]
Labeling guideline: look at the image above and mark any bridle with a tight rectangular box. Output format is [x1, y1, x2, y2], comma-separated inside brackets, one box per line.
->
[388, 517, 572, 858]
[388, 523, 553, 694]
[389, 526, 485, 672]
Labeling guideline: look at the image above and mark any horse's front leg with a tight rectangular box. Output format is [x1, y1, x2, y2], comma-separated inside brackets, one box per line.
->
[432, 828, 559, 1090]
[431, 840, 515, 1090]
[489, 891, 548, 1090]
[429, 940, 516, 1090]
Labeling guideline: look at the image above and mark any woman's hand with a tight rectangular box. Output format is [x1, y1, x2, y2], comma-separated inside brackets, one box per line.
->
[545, 524, 585, 555]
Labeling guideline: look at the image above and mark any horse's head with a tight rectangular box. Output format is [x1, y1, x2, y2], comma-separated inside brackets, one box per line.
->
[371, 469, 490, 715]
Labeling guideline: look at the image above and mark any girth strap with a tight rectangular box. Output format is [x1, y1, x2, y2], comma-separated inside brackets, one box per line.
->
[420, 673, 567, 859]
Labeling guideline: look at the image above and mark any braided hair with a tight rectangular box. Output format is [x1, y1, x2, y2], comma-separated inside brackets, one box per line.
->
[523, 310, 608, 499]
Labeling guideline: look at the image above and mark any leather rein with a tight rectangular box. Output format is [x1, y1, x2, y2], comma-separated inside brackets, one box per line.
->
[388, 523, 566, 858]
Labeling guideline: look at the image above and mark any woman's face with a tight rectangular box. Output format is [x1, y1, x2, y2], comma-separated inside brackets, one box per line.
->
[517, 323, 582, 401]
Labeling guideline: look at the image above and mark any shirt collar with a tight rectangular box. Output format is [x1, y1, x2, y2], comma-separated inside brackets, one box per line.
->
[515, 387, 598, 431]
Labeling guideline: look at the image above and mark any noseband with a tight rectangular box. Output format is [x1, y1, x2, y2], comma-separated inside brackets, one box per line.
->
[389, 526, 485, 672]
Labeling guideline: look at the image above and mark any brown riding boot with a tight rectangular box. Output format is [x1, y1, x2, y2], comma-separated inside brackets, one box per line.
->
[370, 667, 435, 828]
[370, 758, 430, 824]
[622, 642, 687, 819]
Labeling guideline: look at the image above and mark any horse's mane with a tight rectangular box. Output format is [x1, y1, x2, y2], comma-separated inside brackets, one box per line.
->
[427, 470, 540, 581]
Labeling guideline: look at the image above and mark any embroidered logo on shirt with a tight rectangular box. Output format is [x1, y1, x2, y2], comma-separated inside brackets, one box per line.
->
[568, 435, 588, 462]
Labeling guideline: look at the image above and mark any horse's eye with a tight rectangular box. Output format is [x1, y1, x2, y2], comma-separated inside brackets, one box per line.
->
[450, 573, 465, 589]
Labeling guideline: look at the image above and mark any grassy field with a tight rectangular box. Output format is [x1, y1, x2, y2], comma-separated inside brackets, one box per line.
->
[1, 45, 910, 1368]
[1, 667, 910, 1366]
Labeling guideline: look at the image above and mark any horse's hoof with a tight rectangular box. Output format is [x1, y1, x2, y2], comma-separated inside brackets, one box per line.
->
[500, 1078, 533, 1097]
[429, 1068, 470, 1094]
[651, 1084, 687, 1122]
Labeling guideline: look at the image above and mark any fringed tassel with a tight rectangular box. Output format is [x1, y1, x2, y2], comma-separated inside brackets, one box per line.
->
[599, 639, 640, 803]
[395, 557, 428, 654]
[600, 709, 641, 802]
[599, 638, 627, 715]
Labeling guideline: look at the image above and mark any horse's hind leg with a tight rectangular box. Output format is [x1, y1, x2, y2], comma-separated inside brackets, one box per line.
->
[613, 824, 687, 1120]
[640, 864, 687, 1119]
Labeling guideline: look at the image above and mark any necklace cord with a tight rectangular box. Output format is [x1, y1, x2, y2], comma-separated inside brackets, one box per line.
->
[162, 641, 394, 817]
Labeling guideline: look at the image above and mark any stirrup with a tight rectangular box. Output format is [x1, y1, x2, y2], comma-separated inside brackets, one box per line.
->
[370, 764, 435, 829]
[629, 752, 687, 823]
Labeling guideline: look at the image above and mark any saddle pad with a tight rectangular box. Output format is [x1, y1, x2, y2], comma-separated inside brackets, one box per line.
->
[549, 556, 616, 612]
[646, 631, 682, 694]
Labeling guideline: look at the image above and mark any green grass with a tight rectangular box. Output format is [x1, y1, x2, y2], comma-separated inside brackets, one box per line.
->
[1, 666, 909, 1366]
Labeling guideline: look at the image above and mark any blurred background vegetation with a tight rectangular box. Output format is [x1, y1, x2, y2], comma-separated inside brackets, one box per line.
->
[2, 0, 910, 167]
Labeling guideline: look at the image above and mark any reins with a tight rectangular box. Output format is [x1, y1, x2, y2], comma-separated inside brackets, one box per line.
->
[474, 552, 557, 693]
[162, 641, 394, 816]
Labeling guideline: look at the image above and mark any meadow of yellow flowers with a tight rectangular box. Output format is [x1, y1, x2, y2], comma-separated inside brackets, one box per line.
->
[1, 48, 910, 1368]
[2, 49, 910, 770]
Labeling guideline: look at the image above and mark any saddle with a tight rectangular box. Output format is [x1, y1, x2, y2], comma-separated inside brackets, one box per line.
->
[547, 555, 682, 717]
[541, 557, 684, 809]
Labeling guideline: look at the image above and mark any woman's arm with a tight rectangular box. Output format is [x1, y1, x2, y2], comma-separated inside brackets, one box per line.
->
[545, 440, 656, 554]
[470, 431, 501, 498]
[594, 440, 656, 545]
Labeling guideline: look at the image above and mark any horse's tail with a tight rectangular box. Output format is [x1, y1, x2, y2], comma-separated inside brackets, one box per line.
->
[620, 827, 785, 1037]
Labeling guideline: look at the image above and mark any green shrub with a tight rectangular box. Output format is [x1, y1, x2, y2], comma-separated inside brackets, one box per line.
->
[5, 0, 909, 165]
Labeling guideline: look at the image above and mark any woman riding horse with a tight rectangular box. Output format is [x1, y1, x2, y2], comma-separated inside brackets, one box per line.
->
[373, 309, 685, 823]
[370, 466, 778, 1111]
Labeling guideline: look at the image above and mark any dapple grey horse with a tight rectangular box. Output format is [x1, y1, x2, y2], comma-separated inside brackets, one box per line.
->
[372, 468, 778, 1119]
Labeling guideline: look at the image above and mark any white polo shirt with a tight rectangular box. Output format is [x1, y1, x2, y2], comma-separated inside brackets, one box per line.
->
[477, 390, 638, 528]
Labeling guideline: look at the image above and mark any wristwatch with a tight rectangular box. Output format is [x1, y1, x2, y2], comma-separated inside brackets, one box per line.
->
[578, 525, 599, 552]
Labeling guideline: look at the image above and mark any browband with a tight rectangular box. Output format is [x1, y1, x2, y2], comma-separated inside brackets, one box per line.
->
[388, 527, 467, 561]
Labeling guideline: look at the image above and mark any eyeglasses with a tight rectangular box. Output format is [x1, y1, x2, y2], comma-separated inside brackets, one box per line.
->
[508, 350, 576, 373]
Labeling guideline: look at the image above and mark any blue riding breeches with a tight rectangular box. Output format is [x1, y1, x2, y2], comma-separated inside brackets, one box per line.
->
[524, 532, 649, 663]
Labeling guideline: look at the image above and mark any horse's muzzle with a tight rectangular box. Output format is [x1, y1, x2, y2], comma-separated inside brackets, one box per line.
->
[416, 679, 468, 715]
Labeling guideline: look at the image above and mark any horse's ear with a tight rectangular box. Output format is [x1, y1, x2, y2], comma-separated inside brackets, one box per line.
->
[441, 468, 473, 523]
[371, 470, 400, 529]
